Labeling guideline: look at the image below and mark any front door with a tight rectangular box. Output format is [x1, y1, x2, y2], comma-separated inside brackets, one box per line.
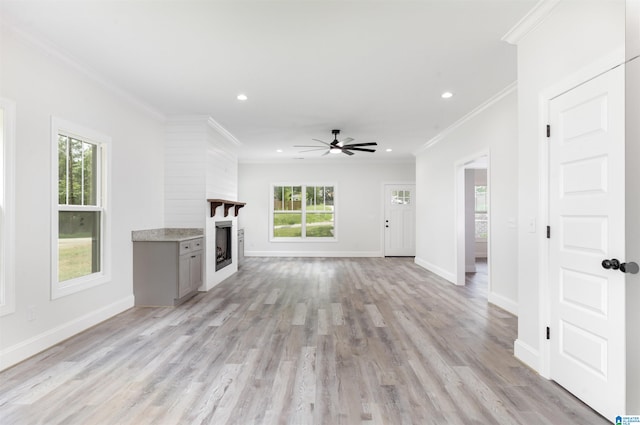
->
[548, 65, 625, 419]
[384, 184, 415, 256]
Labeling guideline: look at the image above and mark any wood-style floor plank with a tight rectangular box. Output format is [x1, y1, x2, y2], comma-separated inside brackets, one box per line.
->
[0, 257, 609, 424]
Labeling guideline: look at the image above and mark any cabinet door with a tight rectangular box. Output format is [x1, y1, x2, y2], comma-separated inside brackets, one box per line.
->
[189, 251, 203, 291]
[178, 254, 191, 298]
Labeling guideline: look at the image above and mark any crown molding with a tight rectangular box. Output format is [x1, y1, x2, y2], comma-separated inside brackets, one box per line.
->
[238, 157, 416, 166]
[207, 116, 243, 147]
[165, 115, 242, 147]
[2, 20, 166, 122]
[501, 0, 562, 45]
[414, 82, 517, 156]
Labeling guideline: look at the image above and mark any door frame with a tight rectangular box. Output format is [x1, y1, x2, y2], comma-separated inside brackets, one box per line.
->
[381, 181, 416, 257]
[537, 47, 625, 379]
[454, 150, 490, 287]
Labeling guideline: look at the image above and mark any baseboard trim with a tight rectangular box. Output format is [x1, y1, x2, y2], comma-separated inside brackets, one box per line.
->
[245, 251, 383, 258]
[414, 257, 456, 283]
[488, 292, 518, 316]
[0, 295, 134, 371]
[514, 339, 540, 372]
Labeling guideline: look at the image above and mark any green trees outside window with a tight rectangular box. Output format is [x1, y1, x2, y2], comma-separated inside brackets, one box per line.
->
[273, 185, 335, 238]
[57, 134, 102, 282]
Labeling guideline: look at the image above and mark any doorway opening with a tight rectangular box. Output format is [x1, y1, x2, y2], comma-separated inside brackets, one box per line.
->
[456, 155, 489, 295]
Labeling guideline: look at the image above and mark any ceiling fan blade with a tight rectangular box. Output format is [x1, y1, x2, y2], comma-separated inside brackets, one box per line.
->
[300, 148, 328, 152]
[322, 150, 330, 156]
[346, 147, 376, 153]
[341, 149, 355, 156]
[311, 139, 331, 146]
[342, 137, 354, 143]
[343, 142, 377, 148]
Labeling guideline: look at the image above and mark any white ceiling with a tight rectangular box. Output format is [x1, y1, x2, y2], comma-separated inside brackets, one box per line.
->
[0, 0, 536, 162]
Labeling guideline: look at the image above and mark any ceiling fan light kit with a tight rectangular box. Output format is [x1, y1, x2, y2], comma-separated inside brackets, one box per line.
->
[293, 129, 378, 156]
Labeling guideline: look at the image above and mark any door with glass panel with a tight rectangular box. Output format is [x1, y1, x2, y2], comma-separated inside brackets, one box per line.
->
[384, 184, 415, 256]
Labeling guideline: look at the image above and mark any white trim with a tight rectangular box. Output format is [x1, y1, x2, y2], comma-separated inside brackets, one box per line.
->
[245, 250, 383, 258]
[414, 83, 516, 155]
[488, 292, 518, 316]
[165, 115, 242, 148]
[414, 257, 456, 283]
[501, 0, 562, 45]
[51, 117, 112, 299]
[0, 98, 16, 317]
[207, 116, 243, 147]
[514, 339, 542, 373]
[0, 296, 133, 372]
[454, 150, 491, 287]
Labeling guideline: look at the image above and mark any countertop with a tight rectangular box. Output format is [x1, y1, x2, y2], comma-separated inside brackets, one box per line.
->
[131, 228, 204, 242]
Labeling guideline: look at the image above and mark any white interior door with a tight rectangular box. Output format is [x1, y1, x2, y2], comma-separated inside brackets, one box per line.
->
[548, 65, 625, 420]
[384, 184, 415, 256]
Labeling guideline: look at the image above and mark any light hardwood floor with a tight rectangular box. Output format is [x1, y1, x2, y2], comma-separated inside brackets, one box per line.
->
[0, 257, 608, 424]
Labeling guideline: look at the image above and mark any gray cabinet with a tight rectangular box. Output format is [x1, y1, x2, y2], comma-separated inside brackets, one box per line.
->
[237, 228, 244, 267]
[133, 237, 203, 306]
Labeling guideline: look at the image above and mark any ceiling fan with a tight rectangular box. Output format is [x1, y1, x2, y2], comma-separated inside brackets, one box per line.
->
[294, 129, 377, 156]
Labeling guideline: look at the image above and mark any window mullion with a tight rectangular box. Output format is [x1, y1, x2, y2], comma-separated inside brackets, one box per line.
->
[65, 138, 70, 205]
[80, 141, 85, 206]
[301, 185, 306, 238]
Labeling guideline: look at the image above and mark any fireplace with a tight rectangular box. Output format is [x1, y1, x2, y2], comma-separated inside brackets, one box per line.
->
[215, 221, 232, 271]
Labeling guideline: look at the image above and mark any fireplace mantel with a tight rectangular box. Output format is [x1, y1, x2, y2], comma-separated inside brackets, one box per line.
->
[208, 199, 246, 217]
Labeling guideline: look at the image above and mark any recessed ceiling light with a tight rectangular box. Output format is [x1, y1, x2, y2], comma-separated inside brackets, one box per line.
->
[237, 94, 248, 101]
[276, 149, 283, 153]
[386, 148, 393, 152]
[441, 91, 453, 99]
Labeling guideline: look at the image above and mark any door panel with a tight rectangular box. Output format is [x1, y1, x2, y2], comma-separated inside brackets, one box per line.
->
[548, 65, 625, 420]
[384, 184, 416, 256]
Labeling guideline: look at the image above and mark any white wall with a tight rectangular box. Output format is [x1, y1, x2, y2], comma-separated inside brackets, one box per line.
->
[238, 161, 414, 256]
[512, 0, 625, 371]
[415, 88, 518, 314]
[0, 27, 165, 370]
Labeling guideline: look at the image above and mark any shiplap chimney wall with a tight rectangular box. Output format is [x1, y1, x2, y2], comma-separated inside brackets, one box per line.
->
[165, 116, 240, 289]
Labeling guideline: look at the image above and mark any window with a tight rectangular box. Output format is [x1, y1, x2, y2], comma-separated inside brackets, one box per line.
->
[52, 118, 110, 298]
[272, 184, 335, 240]
[0, 98, 16, 316]
[391, 189, 411, 205]
[475, 185, 488, 240]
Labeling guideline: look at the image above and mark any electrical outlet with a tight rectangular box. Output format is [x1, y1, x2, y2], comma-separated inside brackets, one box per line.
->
[27, 305, 36, 321]
[528, 217, 536, 233]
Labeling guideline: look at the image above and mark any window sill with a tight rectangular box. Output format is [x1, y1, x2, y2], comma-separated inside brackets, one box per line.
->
[52, 272, 110, 300]
[270, 237, 337, 243]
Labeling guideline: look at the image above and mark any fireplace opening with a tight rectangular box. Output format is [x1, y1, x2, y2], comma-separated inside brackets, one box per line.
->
[215, 221, 232, 271]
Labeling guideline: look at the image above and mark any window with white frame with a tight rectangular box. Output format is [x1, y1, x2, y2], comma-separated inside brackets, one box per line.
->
[0, 99, 16, 316]
[52, 118, 110, 298]
[272, 184, 335, 239]
[475, 185, 488, 240]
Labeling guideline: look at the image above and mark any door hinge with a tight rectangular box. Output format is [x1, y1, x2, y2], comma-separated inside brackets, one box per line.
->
[546, 226, 550, 239]
[546, 124, 551, 138]
[546, 327, 550, 340]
